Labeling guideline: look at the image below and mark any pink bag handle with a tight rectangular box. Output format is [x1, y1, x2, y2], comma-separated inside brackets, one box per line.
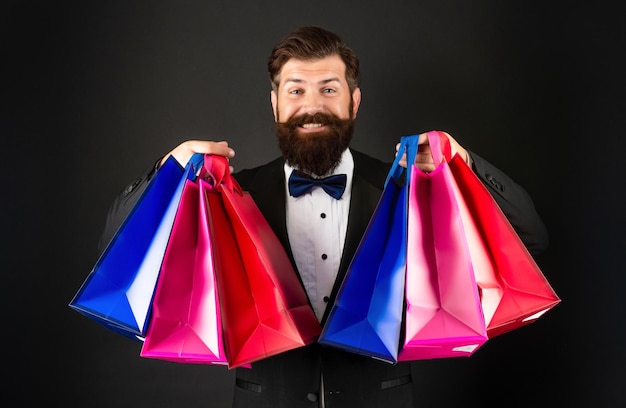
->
[200, 154, 243, 195]
[425, 130, 452, 164]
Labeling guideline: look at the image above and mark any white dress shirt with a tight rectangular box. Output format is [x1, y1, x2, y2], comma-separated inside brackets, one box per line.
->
[284, 149, 354, 321]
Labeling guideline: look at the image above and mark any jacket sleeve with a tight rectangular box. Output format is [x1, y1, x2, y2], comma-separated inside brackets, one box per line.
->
[97, 163, 157, 254]
[469, 151, 549, 256]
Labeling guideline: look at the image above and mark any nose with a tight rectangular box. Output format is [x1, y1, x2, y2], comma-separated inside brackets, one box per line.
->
[301, 92, 324, 115]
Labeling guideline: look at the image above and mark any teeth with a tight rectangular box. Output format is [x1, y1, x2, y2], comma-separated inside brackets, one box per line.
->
[302, 123, 323, 129]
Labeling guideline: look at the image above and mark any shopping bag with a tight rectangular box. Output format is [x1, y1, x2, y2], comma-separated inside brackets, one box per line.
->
[204, 155, 321, 368]
[318, 138, 418, 363]
[69, 155, 201, 340]
[398, 133, 488, 361]
[441, 131, 560, 338]
[140, 156, 228, 364]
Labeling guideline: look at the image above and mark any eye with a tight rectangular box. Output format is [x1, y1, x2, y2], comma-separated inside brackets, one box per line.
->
[289, 89, 303, 95]
[322, 88, 336, 93]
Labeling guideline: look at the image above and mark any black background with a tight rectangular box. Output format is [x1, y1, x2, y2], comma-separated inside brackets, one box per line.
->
[9, 1, 625, 407]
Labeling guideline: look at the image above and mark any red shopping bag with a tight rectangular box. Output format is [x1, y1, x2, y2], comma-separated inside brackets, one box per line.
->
[440, 130, 560, 338]
[398, 133, 488, 361]
[140, 161, 228, 365]
[204, 155, 321, 369]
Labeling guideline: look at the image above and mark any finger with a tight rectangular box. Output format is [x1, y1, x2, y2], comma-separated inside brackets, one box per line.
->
[417, 132, 429, 145]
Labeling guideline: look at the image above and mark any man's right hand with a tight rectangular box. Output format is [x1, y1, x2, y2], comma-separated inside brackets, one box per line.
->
[159, 140, 236, 172]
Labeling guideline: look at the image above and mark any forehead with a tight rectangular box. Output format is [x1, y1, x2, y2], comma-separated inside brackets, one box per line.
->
[278, 55, 347, 85]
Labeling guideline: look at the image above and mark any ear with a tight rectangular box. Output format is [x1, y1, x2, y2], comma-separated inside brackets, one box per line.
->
[351, 87, 362, 118]
[270, 90, 278, 122]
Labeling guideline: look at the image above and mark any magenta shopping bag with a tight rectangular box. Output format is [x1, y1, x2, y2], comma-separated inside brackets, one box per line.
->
[141, 172, 228, 364]
[398, 132, 488, 361]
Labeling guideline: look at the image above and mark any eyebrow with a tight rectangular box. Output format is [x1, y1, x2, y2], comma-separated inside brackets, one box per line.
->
[283, 76, 342, 86]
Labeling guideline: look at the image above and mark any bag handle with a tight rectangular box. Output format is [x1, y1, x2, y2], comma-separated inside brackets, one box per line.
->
[385, 135, 419, 188]
[426, 130, 452, 164]
[188, 153, 205, 175]
[199, 154, 243, 194]
[180, 153, 206, 182]
[384, 131, 452, 187]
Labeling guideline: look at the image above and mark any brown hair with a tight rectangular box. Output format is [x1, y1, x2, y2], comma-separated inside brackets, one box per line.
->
[267, 26, 360, 93]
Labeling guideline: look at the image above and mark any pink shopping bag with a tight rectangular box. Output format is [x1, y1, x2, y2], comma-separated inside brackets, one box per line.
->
[141, 158, 228, 365]
[398, 132, 488, 361]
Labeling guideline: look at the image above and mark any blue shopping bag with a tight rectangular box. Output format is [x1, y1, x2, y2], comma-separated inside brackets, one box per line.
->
[318, 137, 418, 363]
[69, 154, 203, 341]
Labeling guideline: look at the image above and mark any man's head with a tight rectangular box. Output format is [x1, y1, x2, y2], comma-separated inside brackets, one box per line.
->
[268, 26, 360, 94]
[268, 26, 362, 176]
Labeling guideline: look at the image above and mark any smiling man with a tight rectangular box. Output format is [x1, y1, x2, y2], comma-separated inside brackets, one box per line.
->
[99, 26, 549, 408]
[272, 54, 360, 177]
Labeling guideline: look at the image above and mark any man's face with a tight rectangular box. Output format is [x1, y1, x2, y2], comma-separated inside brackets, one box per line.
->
[271, 55, 361, 176]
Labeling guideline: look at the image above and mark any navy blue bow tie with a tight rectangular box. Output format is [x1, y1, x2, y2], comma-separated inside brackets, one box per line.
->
[288, 170, 347, 200]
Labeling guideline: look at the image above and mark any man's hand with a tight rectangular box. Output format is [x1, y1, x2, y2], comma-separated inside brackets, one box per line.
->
[159, 140, 236, 172]
[395, 131, 468, 172]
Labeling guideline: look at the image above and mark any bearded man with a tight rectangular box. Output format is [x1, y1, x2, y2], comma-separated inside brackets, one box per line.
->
[99, 26, 548, 408]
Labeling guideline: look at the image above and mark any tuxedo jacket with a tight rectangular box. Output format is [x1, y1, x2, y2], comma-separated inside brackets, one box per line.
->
[100, 148, 548, 408]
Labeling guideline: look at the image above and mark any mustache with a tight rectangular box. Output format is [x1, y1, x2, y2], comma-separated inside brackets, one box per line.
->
[281, 112, 350, 129]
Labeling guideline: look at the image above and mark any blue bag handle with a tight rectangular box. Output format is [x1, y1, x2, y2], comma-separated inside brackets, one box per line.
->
[185, 153, 205, 181]
[384, 135, 419, 188]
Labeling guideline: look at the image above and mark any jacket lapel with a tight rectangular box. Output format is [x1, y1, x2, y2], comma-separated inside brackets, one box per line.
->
[240, 159, 298, 272]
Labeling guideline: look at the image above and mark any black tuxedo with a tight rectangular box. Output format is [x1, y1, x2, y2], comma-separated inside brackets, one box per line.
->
[100, 148, 548, 408]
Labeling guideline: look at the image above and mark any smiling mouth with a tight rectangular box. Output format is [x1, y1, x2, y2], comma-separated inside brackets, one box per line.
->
[301, 123, 324, 129]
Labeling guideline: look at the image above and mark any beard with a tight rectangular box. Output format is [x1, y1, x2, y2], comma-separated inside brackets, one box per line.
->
[275, 111, 355, 176]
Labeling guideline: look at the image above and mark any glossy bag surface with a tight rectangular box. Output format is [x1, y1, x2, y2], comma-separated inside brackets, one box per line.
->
[140, 167, 228, 364]
[205, 155, 321, 369]
[398, 133, 488, 361]
[69, 156, 195, 340]
[318, 138, 417, 363]
[446, 137, 560, 338]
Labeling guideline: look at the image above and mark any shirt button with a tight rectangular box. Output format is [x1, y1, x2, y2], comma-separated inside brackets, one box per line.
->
[321, 254, 328, 260]
[307, 392, 318, 402]
[323, 296, 330, 302]
[320, 213, 326, 218]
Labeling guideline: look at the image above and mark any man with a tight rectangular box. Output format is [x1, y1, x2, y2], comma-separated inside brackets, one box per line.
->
[100, 26, 548, 408]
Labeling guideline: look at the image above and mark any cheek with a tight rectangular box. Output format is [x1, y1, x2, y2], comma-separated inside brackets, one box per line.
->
[331, 100, 352, 119]
[275, 100, 296, 122]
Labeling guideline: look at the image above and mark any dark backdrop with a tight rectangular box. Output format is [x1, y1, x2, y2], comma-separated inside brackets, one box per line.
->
[10, 0, 625, 407]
